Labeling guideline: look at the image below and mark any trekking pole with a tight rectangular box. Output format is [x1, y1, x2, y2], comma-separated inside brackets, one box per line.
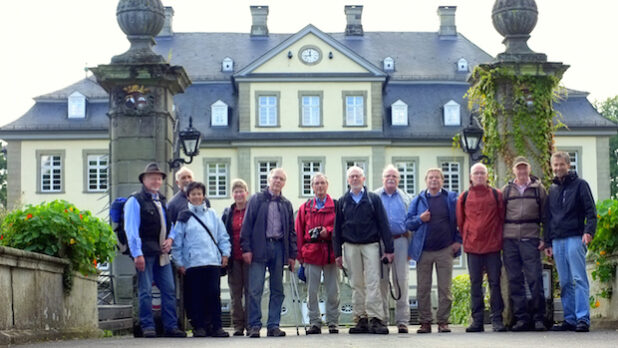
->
[290, 270, 307, 334]
[288, 268, 300, 335]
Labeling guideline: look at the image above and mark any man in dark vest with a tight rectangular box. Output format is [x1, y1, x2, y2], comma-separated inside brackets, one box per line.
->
[124, 163, 186, 338]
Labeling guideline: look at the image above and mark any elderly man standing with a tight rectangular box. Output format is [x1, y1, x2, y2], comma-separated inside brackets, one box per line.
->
[124, 163, 186, 338]
[241, 168, 297, 338]
[501, 156, 547, 332]
[456, 163, 505, 333]
[545, 151, 596, 332]
[296, 173, 339, 334]
[334, 166, 394, 335]
[407, 168, 461, 334]
[374, 164, 411, 334]
[167, 166, 210, 224]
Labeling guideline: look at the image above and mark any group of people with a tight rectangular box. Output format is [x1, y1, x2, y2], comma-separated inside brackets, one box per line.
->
[123, 150, 596, 338]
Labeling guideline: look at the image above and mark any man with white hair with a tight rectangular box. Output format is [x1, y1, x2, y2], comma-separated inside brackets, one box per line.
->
[334, 166, 394, 334]
[167, 166, 210, 224]
[374, 164, 411, 333]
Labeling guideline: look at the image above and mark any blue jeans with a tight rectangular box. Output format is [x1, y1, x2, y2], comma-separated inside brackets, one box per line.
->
[247, 240, 284, 329]
[552, 235, 590, 325]
[137, 256, 179, 331]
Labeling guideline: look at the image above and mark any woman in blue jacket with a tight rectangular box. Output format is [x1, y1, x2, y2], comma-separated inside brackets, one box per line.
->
[172, 181, 231, 338]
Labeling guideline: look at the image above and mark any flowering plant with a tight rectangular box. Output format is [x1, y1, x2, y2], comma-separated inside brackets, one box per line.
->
[588, 199, 618, 305]
[1, 200, 116, 292]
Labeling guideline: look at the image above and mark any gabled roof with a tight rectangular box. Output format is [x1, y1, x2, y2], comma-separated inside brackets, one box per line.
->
[34, 76, 108, 101]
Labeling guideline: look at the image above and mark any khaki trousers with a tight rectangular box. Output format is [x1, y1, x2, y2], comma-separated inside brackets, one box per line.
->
[380, 236, 410, 325]
[304, 263, 340, 327]
[416, 246, 454, 324]
[343, 242, 385, 321]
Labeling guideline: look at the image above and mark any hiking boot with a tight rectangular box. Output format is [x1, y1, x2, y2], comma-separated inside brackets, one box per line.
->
[398, 324, 408, 334]
[417, 323, 431, 334]
[466, 322, 484, 332]
[192, 328, 207, 337]
[267, 327, 286, 337]
[534, 321, 546, 331]
[438, 323, 451, 333]
[492, 321, 506, 332]
[369, 318, 389, 334]
[306, 325, 322, 334]
[248, 327, 261, 338]
[211, 328, 229, 337]
[164, 328, 187, 338]
[511, 320, 529, 332]
[575, 321, 590, 332]
[142, 328, 157, 338]
[550, 322, 576, 331]
[349, 317, 369, 334]
[328, 325, 339, 334]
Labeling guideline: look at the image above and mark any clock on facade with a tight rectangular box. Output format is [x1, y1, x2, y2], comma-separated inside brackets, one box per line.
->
[299, 47, 321, 64]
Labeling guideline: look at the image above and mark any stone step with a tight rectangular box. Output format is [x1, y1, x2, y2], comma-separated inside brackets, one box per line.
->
[98, 305, 132, 321]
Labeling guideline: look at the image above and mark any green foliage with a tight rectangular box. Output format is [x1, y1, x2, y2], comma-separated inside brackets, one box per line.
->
[594, 96, 618, 199]
[465, 66, 563, 187]
[0, 144, 6, 208]
[0, 200, 116, 293]
[588, 199, 618, 304]
[450, 274, 489, 325]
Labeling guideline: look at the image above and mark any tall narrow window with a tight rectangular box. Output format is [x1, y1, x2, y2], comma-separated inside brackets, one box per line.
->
[41, 155, 62, 192]
[68, 91, 86, 119]
[258, 95, 277, 126]
[395, 161, 416, 196]
[346, 96, 364, 126]
[568, 151, 579, 173]
[441, 161, 461, 193]
[301, 160, 323, 196]
[87, 154, 109, 192]
[211, 100, 228, 127]
[206, 162, 228, 197]
[258, 160, 279, 191]
[391, 100, 408, 126]
[301, 96, 320, 126]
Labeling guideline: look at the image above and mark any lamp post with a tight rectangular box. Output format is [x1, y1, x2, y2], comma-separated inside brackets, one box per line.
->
[169, 117, 201, 169]
[459, 116, 490, 165]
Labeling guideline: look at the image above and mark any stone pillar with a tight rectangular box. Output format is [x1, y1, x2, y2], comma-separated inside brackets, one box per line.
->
[90, 0, 191, 304]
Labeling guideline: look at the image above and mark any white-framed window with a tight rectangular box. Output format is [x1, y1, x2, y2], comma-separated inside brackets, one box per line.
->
[206, 162, 228, 198]
[391, 100, 408, 126]
[345, 96, 364, 126]
[257, 160, 279, 191]
[383, 57, 394, 71]
[441, 161, 462, 193]
[301, 160, 323, 197]
[258, 95, 278, 126]
[68, 91, 86, 119]
[345, 160, 367, 173]
[457, 58, 469, 72]
[301, 95, 320, 126]
[222, 57, 234, 72]
[443, 100, 461, 126]
[568, 151, 579, 173]
[41, 155, 62, 192]
[211, 100, 228, 127]
[395, 161, 416, 196]
[87, 154, 108, 192]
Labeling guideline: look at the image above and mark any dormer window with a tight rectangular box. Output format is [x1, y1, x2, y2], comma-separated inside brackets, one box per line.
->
[383, 57, 395, 71]
[443, 100, 461, 126]
[211, 100, 228, 126]
[68, 91, 86, 119]
[457, 58, 468, 72]
[222, 57, 234, 72]
[391, 100, 408, 126]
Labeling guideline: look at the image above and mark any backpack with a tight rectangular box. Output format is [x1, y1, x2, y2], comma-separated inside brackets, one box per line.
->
[341, 192, 375, 215]
[461, 187, 499, 209]
[503, 184, 542, 224]
[110, 196, 130, 255]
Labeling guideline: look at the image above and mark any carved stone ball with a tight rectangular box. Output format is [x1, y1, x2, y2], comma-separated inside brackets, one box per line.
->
[116, 0, 165, 37]
[492, 0, 538, 38]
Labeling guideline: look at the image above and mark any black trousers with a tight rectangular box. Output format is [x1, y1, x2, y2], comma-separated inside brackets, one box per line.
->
[467, 252, 504, 324]
[185, 266, 222, 331]
[503, 238, 546, 323]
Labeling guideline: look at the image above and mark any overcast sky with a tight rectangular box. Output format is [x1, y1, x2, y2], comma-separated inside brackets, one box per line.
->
[1, 0, 616, 126]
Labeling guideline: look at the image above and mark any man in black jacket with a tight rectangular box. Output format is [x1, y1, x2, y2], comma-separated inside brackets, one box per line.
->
[544, 151, 597, 332]
[241, 168, 297, 338]
[334, 166, 394, 334]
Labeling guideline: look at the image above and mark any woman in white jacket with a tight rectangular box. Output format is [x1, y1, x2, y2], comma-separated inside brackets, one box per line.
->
[172, 181, 231, 338]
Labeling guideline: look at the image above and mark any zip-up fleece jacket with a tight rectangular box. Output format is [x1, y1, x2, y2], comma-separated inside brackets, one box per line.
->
[295, 195, 337, 266]
[240, 188, 297, 263]
[171, 203, 231, 269]
[333, 188, 394, 258]
[456, 184, 505, 254]
[501, 177, 547, 240]
[545, 171, 597, 244]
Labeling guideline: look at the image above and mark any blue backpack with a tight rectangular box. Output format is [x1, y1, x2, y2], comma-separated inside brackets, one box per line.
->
[110, 197, 130, 255]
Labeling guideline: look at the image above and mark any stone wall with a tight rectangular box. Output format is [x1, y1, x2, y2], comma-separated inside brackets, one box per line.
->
[588, 255, 618, 329]
[0, 246, 101, 347]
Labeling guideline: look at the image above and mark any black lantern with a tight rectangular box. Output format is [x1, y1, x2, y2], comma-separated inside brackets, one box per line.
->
[459, 116, 490, 164]
[169, 117, 201, 169]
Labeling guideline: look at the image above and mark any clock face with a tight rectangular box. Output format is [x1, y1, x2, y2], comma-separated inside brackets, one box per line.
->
[300, 48, 321, 64]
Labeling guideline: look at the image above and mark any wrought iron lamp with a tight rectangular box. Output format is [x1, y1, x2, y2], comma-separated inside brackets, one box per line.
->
[459, 116, 490, 164]
[169, 117, 201, 169]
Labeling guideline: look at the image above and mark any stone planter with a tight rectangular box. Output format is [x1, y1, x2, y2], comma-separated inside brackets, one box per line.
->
[0, 246, 101, 346]
[587, 254, 618, 329]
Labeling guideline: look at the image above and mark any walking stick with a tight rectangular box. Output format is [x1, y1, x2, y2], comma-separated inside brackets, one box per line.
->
[288, 269, 307, 335]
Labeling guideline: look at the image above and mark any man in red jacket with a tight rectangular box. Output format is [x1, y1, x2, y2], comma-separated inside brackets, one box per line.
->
[296, 173, 339, 334]
[456, 163, 505, 333]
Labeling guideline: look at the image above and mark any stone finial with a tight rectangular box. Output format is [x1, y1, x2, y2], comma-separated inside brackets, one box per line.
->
[345, 5, 364, 37]
[112, 0, 166, 64]
[250, 6, 269, 37]
[437, 6, 457, 37]
[491, 0, 546, 62]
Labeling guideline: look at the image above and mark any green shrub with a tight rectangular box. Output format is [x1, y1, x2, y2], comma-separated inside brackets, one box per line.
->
[588, 199, 618, 305]
[0, 200, 116, 293]
[450, 273, 490, 325]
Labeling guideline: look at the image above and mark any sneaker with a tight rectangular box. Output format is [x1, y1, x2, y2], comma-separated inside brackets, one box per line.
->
[575, 321, 590, 332]
[248, 327, 261, 338]
[466, 322, 484, 333]
[511, 320, 529, 332]
[233, 329, 244, 336]
[193, 328, 207, 337]
[349, 317, 369, 334]
[328, 325, 339, 334]
[534, 321, 546, 331]
[211, 328, 229, 337]
[437, 323, 451, 333]
[267, 327, 286, 337]
[492, 321, 506, 332]
[369, 318, 389, 335]
[550, 322, 576, 331]
[398, 324, 409, 334]
[164, 328, 187, 338]
[416, 323, 431, 334]
[306, 325, 322, 334]
[142, 328, 157, 338]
